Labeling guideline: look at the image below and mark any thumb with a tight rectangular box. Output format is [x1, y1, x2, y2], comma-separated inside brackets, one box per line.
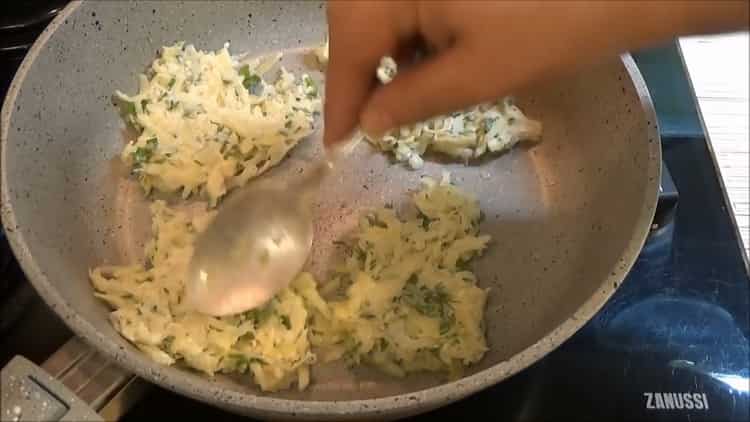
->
[322, 1, 407, 147]
[359, 46, 512, 136]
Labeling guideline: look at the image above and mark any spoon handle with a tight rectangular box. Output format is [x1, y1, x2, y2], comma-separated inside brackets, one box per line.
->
[297, 135, 362, 194]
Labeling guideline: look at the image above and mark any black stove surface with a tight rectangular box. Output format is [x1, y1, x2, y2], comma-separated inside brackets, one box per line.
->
[0, 10, 747, 421]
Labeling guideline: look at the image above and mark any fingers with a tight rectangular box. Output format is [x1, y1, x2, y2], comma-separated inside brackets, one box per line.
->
[322, 2, 401, 147]
[359, 44, 515, 136]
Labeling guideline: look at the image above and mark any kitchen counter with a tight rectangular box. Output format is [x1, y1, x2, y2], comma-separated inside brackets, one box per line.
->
[680, 33, 749, 256]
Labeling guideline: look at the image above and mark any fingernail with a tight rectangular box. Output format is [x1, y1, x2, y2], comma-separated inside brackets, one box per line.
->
[360, 108, 393, 138]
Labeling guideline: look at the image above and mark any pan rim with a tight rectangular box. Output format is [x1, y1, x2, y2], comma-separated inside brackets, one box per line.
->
[1, 1, 661, 418]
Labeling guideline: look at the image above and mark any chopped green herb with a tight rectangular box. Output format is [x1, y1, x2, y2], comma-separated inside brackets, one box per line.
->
[238, 64, 251, 79]
[341, 336, 362, 365]
[241, 301, 275, 326]
[227, 353, 266, 372]
[302, 75, 317, 98]
[401, 277, 456, 334]
[239, 65, 263, 95]
[122, 101, 136, 116]
[353, 246, 367, 262]
[456, 259, 473, 272]
[481, 117, 497, 133]
[280, 314, 291, 329]
[224, 145, 244, 160]
[167, 77, 176, 89]
[132, 138, 158, 167]
[247, 356, 266, 365]
[439, 317, 454, 335]
[238, 332, 255, 341]
[417, 211, 432, 230]
[133, 147, 152, 166]
[378, 338, 389, 350]
[245, 74, 262, 92]
[161, 335, 175, 350]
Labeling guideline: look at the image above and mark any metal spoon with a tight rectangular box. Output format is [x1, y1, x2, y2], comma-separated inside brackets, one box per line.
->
[184, 140, 357, 316]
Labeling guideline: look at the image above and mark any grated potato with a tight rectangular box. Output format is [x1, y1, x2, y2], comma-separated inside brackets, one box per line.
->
[115, 42, 321, 206]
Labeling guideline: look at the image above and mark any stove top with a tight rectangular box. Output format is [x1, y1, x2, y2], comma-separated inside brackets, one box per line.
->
[0, 7, 747, 421]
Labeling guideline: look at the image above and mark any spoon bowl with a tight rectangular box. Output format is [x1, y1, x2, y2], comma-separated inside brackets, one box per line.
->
[185, 179, 314, 316]
[185, 140, 355, 316]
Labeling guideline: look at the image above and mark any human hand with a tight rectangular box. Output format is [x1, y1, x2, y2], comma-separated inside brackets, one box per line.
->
[323, 0, 748, 146]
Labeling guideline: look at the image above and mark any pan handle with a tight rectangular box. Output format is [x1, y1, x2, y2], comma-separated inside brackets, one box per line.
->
[1, 337, 148, 421]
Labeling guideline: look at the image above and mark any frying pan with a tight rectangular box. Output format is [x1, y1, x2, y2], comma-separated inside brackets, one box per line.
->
[0, 1, 660, 420]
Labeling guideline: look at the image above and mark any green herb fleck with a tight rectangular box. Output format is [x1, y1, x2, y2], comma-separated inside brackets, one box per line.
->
[481, 117, 497, 133]
[227, 353, 266, 372]
[238, 64, 251, 79]
[401, 276, 455, 334]
[121, 101, 136, 117]
[239, 65, 262, 94]
[280, 314, 291, 329]
[302, 75, 318, 98]
[167, 77, 176, 89]
[341, 336, 362, 365]
[241, 301, 275, 326]
[161, 335, 175, 350]
[353, 246, 367, 262]
[238, 332, 255, 341]
[224, 145, 244, 161]
[132, 147, 152, 165]
[245, 74, 261, 92]
[132, 137, 158, 167]
[378, 338, 389, 350]
[417, 211, 432, 230]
